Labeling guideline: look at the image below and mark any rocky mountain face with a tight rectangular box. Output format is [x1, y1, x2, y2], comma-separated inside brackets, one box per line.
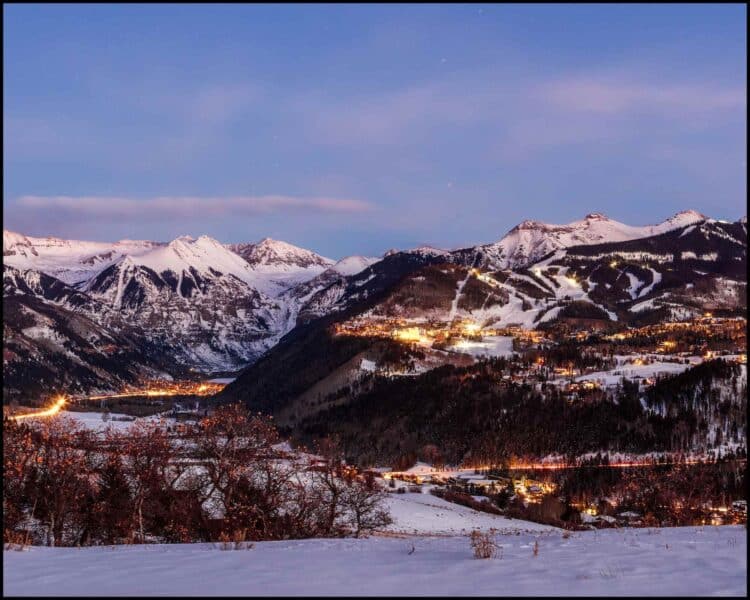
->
[82, 236, 292, 371]
[3, 265, 170, 402]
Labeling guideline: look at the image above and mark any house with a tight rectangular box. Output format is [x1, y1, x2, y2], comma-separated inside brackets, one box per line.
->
[617, 510, 642, 524]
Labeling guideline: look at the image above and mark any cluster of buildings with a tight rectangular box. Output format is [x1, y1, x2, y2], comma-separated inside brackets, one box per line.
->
[335, 316, 551, 349]
[379, 464, 556, 505]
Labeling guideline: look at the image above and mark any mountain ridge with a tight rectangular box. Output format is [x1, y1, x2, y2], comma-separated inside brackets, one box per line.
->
[3, 210, 745, 398]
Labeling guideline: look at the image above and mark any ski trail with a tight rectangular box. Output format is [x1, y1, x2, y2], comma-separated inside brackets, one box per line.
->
[114, 262, 127, 308]
[479, 292, 493, 311]
[448, 269, 473, 322]
[638, 268, 662, 298]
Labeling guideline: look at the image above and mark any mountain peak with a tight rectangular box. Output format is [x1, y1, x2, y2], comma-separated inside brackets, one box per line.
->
[169, 234, 195, 245]
[658, 210, 707, 230]
[583, 212, 610, 221]
[674, 209, 707, 219]
[515, 219, 544, 230]
[229, 238, 333, 270]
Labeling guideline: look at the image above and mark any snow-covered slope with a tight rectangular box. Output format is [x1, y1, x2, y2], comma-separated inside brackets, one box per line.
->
[443, 218, 746, 329]
[385, 245, 451, 259]
[4, 527, 746, 597]
[462, 210, 707, 270]
[385, 491, 554, 535]
[3, 229, 161, 285]
[330, 255, 379, 276]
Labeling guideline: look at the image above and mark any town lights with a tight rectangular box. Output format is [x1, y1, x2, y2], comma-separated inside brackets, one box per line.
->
[395, 327, 424, 343]
[463, 321, 481, 335]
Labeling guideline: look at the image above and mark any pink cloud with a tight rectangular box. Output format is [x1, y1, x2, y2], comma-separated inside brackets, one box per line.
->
[14, 195, 374, 222]
[544, 78, 745, 115]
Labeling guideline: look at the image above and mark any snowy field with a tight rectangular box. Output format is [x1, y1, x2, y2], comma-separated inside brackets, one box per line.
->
[56, 411, 166, 431]
[4, 526, 745, 596]
[384, 492, 555, 535]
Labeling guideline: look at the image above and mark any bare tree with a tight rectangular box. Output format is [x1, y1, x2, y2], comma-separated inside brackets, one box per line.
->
[341, 472, 392, 537]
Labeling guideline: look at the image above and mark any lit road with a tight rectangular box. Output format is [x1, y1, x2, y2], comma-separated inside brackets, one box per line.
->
[7, 382, 224, 422]
[9, 395, 68, 421]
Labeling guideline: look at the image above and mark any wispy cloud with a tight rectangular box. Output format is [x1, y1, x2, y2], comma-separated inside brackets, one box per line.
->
[542, 77, 745, 115]
[14, 195, 374, 222]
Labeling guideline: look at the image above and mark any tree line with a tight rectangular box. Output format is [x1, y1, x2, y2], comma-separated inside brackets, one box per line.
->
[3, 405, 390, 547]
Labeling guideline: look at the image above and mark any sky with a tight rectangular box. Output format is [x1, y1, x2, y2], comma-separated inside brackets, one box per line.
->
[4, 4, 746, 259]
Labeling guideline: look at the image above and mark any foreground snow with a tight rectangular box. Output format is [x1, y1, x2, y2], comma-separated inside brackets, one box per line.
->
[4, 526, 745, 596]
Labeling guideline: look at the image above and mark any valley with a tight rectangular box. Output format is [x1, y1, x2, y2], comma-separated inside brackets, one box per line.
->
[4, 210, 747, 536]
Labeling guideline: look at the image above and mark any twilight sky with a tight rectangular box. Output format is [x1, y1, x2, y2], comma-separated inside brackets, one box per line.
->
[4, 4, 746, 259]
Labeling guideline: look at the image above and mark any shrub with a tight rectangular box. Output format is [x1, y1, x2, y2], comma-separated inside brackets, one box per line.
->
[470, 530, 499, 559]
[218, 529, 254, 550]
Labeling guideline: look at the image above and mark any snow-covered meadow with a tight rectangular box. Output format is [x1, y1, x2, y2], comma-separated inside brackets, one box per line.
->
[384, 492, 555, 536]
[4, 525, 745, 596]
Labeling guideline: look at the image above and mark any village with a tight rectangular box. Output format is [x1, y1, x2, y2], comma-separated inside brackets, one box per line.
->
[334, 311, 746, 400]
[367, 461, 748, 530]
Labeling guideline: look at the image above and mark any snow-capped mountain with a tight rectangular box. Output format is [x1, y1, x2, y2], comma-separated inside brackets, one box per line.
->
[3, 231, 342, 377]
[85, 235, 267, 307]
[228, 237, 334, 296]
[3, 229, 162, 285]
[230, 237, 333, 270]
[457, 210, 707, 270]
[3, 210, 744, 397]
[81, 235, 290, 370]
